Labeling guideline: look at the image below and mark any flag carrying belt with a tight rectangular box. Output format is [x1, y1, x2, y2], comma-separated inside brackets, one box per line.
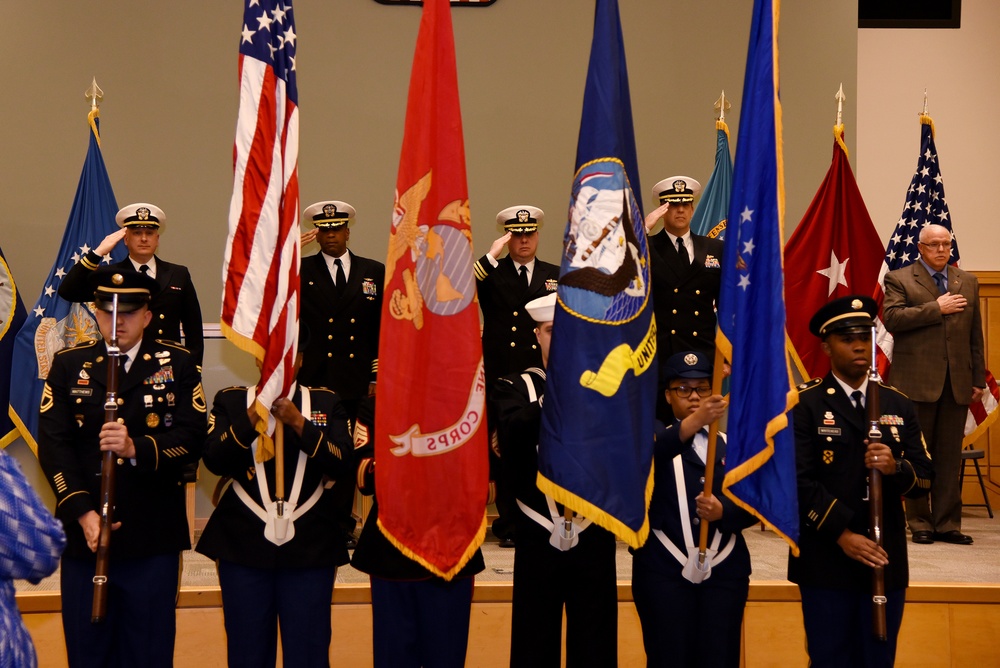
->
[232, 386, 327, 545]
[653, 454, 736, 583]
[514, 372, 593, 552]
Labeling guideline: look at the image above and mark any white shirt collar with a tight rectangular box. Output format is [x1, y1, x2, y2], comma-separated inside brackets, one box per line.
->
[324, 250, 351, 280]
[129, 256, 157, 278]
[832, 373, 869, 406]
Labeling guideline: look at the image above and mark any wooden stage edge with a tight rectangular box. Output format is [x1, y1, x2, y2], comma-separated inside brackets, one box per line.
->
[17, 579, 1000, 613]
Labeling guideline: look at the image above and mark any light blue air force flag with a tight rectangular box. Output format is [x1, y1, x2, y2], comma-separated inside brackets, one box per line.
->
[689, 120, 733, 240]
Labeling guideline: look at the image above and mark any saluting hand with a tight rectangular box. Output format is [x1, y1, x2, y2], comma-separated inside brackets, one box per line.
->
[836, 529, 889, 568]
[99, 421, 136, 459]
[95, 228, 126, 257]
[301, 229, 318, 247]
[488, 233, 512, 259]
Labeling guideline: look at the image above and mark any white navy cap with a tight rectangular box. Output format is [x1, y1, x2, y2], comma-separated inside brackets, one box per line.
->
[526, 292, 557, 323]
[652, 176, 702, 204]
[116, 203, 166, 232]
[496, 205, 543, 233]
[304, 201, 356, 229]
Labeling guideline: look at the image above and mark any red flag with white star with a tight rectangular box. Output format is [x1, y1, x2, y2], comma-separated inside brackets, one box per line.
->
[785, 126, 884, 379]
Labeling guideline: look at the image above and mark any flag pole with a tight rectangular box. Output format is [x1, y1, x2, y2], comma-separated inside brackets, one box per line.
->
[698, 346, 727, 565]
[714, 90, 731, 122]
[835, 83, 845, 128]
[85, 77, 103, 112]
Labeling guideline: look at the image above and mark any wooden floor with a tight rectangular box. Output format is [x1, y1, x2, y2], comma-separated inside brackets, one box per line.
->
[20, 580, 1000, 667]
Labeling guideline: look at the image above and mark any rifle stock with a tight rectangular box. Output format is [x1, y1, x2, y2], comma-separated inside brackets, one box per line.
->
[92, 295, 120, 624]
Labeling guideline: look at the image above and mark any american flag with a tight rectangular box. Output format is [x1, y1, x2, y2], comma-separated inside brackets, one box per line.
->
[874, 113, 957, 376]
[221, 0, 300, 459]
[874, 113, 996, 445]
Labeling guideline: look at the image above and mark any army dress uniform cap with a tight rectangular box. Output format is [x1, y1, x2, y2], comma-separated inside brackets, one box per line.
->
[809, 295, 878, 338]
[496, 205, 544, 233]
[116, 202, 166, 233]
[525, 292, 557, 324]
[88, 266, 160, 313]
[662, 350, 713, 382]
[304, 201, 355, 229]
[652, 176, 702, 205]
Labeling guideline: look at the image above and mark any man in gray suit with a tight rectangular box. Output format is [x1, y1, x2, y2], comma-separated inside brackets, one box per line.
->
[883, 223, 986, 545]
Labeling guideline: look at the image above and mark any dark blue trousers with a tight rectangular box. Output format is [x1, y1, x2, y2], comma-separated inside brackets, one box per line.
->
[217, 560, 337, 668]
[61, 553, 179, 668]
[370, 576, 474, 668]
[799, 586, 906, 668]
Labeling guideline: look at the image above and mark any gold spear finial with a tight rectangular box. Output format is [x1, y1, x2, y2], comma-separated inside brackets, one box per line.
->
[713, 90, 731, 122]
[85, 77, 104, 111]
[835, 83, 846, 127]
[922, 88, 929, 115]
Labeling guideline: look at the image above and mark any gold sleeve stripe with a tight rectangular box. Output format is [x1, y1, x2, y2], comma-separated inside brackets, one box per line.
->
[327, 442, 343, 460]
[474, 262, 487, 280]
[149, 436, 159, 470]
[357, 458, 373, 490]
[40, 384, 54, 413]
[56, 490, 88, 507]
[308, 432, 322, 458]
[81, 255, 101, 270]
[208, 413, 217, 431]
[53, 472, 68, 493]
[371, 359, 379, 373]
[353, 423, 370, 449]
[228, 426, 250, 450]
[815, 499, 838, 530]
[192, 384, 207, 413]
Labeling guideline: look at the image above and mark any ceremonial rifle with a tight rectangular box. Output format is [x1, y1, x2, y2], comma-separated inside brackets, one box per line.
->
[92, 294, 120, 623]
[866, 327, 888, 641]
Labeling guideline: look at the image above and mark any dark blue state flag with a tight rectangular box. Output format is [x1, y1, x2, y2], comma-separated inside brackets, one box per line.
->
[716, 0, 799, 552]
[1, 246, 27, 449]
[9, 109, 123, 454]
[538, 0, 656, 548]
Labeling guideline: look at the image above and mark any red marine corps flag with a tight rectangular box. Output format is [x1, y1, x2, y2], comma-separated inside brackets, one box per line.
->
[375, 0, 488, 578]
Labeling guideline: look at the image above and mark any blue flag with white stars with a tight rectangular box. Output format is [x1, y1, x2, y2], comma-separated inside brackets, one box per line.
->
[715, 0, 799, 553]
[8, 110, 123, 454]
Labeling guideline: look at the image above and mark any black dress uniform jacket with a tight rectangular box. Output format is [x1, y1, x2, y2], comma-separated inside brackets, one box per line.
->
[492, 368, 618, 668]
[349, 396, 485, 579]
[196, 385, 355, 569]
[38, 337, 207, 560]
[474, 254, 559, 385]
[639, 421, 756, 581]
[648, 231, 723, 358]
[788, 374, 933, 592]
[299, 251, 384, 405]
[59, 253, 204, 363]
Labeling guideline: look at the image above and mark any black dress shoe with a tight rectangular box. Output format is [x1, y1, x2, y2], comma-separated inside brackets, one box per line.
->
[345, 537, 358, 550]
[911, 530, 934, 544]
[933, 530, 973, 545]
[498, 538, 516, 549]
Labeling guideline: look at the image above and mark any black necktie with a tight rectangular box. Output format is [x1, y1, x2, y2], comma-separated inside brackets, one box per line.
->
[118, 354, 128, 377]
[519, 265, 529, 289]
[933, 272, 947, 295]
[851, 390, 865, 420]
[334, 258, 346, 299]
[677, 237, 689, 266]
[139, 264, 150, 275]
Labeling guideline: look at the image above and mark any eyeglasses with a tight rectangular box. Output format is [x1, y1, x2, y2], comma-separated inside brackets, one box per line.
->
[918, 241, 951, 251]
[668, 385, 712, 398]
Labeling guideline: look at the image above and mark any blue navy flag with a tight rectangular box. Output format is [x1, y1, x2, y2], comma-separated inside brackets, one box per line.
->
[538, 0, 656, 548]
[8, 110, 123, 454]
[1, 246, 27, 449]
[689, 120, 734, 240]
[716, 0, 799, 553]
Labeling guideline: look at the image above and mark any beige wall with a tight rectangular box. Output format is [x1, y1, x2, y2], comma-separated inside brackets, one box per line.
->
[857, 0, 1000, 271]
[1, 1, 859, 484]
